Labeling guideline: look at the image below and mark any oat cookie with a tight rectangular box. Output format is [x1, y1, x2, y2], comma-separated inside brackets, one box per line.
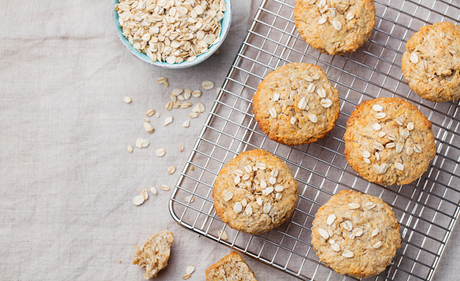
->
[402, 22, 460, 102]
[133, 230, 174, 279]
[252, 63, 340, 146]
[213, 149, 298, 234]
[344, 97, 436, 186]
[293, 0, 375, 55]
[312, 190, 401, 278]
[206, 251, 257, 281]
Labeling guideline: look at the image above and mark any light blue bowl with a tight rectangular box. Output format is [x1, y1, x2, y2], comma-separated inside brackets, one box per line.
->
[112, 0, 232, 69]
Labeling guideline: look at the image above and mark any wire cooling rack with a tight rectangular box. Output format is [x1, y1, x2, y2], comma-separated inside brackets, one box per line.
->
[169, 0, 460, 280]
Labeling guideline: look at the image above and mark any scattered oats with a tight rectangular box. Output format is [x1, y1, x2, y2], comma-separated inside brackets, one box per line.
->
[364, 158, 371, 164]
[192, 90, 202, 98]
[216, 87, 221, 95]
[136, 138, 150, 148]
[318, 228, 329, 239]
[183, 120, 190, 128]
[260, 179, 267, 189]
[269, 107, 277, 118]
[342, 250, 354, 258]
[332, 19, 342, 30]
[387, 134, 396, 141]
[164, 116, 173, 126]
[165, 101, 173, 111]
[256, 162, 266, 170]
[172, 88, 183, 96]
[396, 143, 403, 153]
[371, 229, 379, 237]
[144, 118, 150, 123]
[146, 109, 155, 117]
[234, 176, 241, 184]
[378, 131, 387, 138]
[366, 202, 376, 209]
[150, 186, 157, 195]
[407, 122, 414, 131]
[275, 185, 285, 192]
[346, 12, 354, 20]
[244, 165, 252, 174]
[144, 122, 154, 133]
[157, 77, 168, 84]
[155, 112, 161, 118]
[362, 151, 371, 158]
[183, 90, 192, 100]
[373, 241, 383, 249]
[257, 197, 263, 206]
[321, 98, 333, 108]
[406, 146, 414, 155]
[202, 80, 215, 90]
[268, 177, 276, 185]
[234, 202, 243, 213]
[331, 243, 340, 252]
[375, 112, 386, 119]
[245, 205, 253, 216]
[190, 112, 199, 118]
[262, 186, 274, 196]
[327, 214, 336, 226]
[263, 203, 272, 213]
[401, 128, 410, 139]
[168, 165, 176, 175]
[309, 113, 318, 123]
[372, 104, 383, 112]
[343, 221, 352, 231]
[386, 142, 396, 149]
[241, 198, 248, 207]
[353, 228, 363, 237]
[242, 174, 250, 181]
[183, 265, 195, 279]
[133, 195, 145, 206]
[307, 83, 316, 93]
[290, 117, 296, 125]
[189, 165, 194, 171]
[127, 145, 133, 153]
[181, 102, 192, 109]
[173, 102, 182, 109]
[224, 192, 233, 202]
[141, 189, 149, 200]
[271, 168, 279, 177]
[414, 144, 422, 153]
[378, 163, 389, 174]
[298, 97, 307, 110]
[372, 123, 382, 131]
[410, 52, 419, 64]
[373, 142, 385, 151]
[395, 116, 404, 126]
[164, 82, 169, 87]
[171, 95, 177, 103]
[156, 149, 166, 157]
[184, 195, 195, 204]
[348, 203, 360, 210]
[192, 102, 205, 113]
[160, 185, 170, 191]
[123, 97, 132, 104]
[318, 16, 327, 24]
[218, 230, 228, 240]
[395, 162, 404, 171]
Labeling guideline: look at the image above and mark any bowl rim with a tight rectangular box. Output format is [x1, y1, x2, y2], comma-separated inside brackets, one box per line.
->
[112, 0, 232, 69]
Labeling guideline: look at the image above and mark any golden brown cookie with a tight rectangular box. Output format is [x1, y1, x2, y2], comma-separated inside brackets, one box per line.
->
[206, 251, 257, 281]
[252, 63, 340, 146]
[213, 149, 298, 234]
[311, 190, 401, 279]
[133, 230, 174, 279]
[344, 97, 436, 185]
[293, 0, 376, 55]
[402, 22, 460, 102]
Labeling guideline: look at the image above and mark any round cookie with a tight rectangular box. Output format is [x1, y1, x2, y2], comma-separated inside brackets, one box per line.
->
[293, 0, 376, 55]
[344, 97, 436, 186]
[402, 22, 460, 102]
[252, 63, 340, 146]
[213, 149, 298, 234]
[311, 190, 401, 279]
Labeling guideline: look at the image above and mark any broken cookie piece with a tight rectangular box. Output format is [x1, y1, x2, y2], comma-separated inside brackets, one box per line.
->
[206, 251, 257, 281]
[133, 230, 174, 279]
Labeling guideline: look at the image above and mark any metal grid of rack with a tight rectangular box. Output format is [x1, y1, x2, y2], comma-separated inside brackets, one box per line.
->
[169, 0, 460, 280]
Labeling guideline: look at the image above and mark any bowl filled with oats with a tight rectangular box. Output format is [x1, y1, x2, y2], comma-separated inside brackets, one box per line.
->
[113, 0, 231, 69]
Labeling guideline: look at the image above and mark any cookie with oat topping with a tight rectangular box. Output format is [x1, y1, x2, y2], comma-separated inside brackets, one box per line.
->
[252, 63, 340, 146]
[206, 251, 257, 281]
[311, 190, 401, 279]
[213, 149, 298, 234]
[293, 0, 376, 55]
[402, 22, 460, 102]
[133, 230, 174, 279]
[344, 97, 436, 186]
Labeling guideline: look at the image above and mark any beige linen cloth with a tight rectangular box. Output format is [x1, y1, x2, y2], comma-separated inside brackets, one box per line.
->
[0, 0, 458, 280]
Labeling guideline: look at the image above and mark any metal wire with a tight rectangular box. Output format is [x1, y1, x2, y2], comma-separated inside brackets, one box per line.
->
[169, 0, 460, 280]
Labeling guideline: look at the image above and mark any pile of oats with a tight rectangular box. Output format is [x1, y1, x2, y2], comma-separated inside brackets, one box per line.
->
[114, 0, 226, 64]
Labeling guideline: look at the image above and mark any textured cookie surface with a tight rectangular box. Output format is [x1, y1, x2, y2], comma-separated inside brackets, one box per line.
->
[252, 63, 340, 146]
[344, 97, 436, 185]
[133, 230, 174, 279]
[213, 149, 298, 234]
[311, 190, 401, 279]
[294, 0, 375, 55]
[402, 22, 460, 102]
[206, 251, 257, 281]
